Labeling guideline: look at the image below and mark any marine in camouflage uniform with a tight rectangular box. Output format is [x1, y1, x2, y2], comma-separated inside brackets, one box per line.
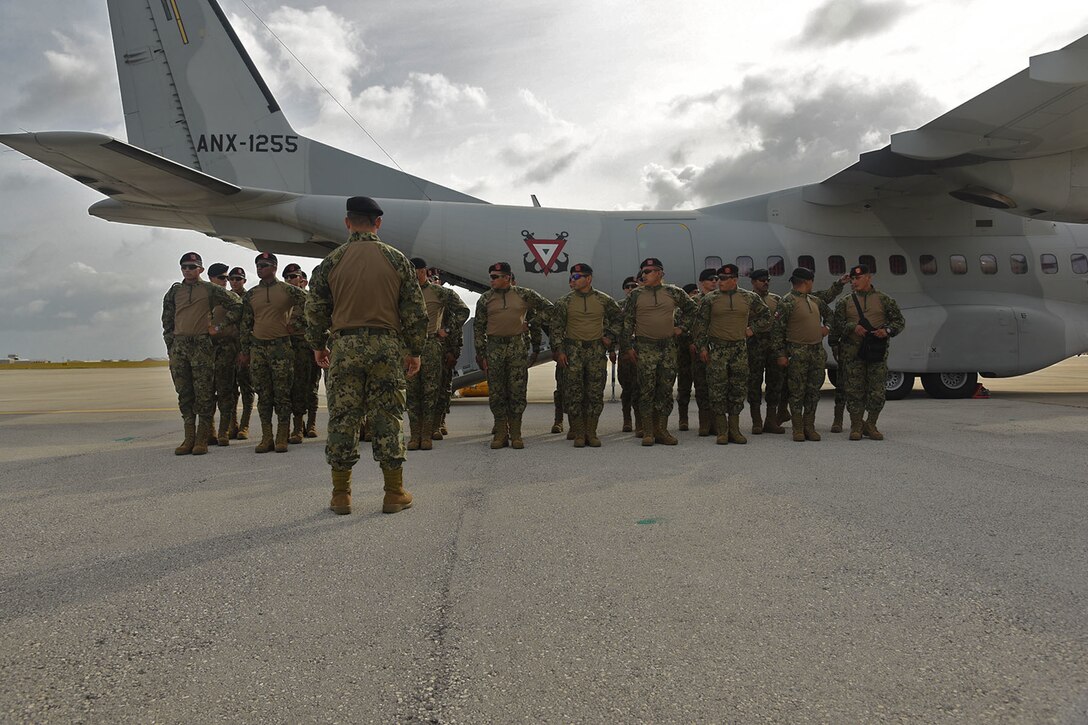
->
[162, 252, 241, 456]
[306, 196, 427, 516]
[298, 269, 324, 438]
[474, 262, 553, 449]
[552, 263, 621, 447]
[772, 267, 833, 442]
[675, 282, 699, 432]
[693, 264, 772, 444]
[206, 263, 243, 446]
[427, 269, 467, 439]
[830, 264, 906, 440]
[241, 252, 308, 454]
[619, 258, 697, 446]
[616, 277, 640, 433]
[227, 268, 254, 440]
[283, 263, 313, 444]
[746, 268, 786, 434]
[691, 269, 719, 436]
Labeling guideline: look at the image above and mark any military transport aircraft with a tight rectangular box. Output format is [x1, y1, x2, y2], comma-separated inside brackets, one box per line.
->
[3, 0, 1088, 398]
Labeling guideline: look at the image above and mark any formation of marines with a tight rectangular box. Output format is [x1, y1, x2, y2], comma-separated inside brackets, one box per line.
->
[163, 200, 904, 514]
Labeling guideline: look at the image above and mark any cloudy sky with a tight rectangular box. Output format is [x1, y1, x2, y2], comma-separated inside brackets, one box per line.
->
[1, 0, 1086, 360]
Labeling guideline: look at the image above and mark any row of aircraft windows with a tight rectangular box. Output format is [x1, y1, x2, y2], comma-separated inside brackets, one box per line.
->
[701, 253, 1088, 277]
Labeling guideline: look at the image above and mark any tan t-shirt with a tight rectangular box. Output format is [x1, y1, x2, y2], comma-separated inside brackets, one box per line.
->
[328, 242, 402, 333]
[786, 294, 824, 345]
[634, 287, 677, 339]
[486, 290, 528, 337]
[422, 284, 445, 335]
[708, 291, 751, 341]
[173, 283, 212, 337]
[566, 292, 606, 341]
[250, 281, 296, 340]
[844, 292, 886, 342]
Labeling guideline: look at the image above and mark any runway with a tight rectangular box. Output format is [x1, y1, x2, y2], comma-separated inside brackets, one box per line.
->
[1, 361, 1087, 722]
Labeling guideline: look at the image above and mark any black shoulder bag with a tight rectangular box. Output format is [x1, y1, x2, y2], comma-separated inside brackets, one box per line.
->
[852, 294, 888, 363]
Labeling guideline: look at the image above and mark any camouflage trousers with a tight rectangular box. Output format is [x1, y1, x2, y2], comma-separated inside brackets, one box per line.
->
[747, 334, 786, 408]
[325, 330, 407, 471]
[211, 338, 238, 421]
[693, 357, 710, 413]
[561, 341, 607, 419]
[841, 342, 887, 415]
[676, 341, 693, 409]
[831, 345, 847, 410]
[707, 340, 749, 416]
[485, 336, 530, 419]
[440, 351, 455, 416]
[406, 336, 446, 431]
[250, 337, 295, 425]
[785, 342, 826, 416]
[618, 357, 639, 412]
[553, 357, 566, 415]
[235, 360, 253, 416]
[289, 337, 320, 416]
[635, 337, 677, 420]
[169, 334, 215, 422]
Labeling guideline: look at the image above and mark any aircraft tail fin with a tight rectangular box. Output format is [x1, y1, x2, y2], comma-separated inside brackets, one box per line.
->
[106, 0, 481, 203]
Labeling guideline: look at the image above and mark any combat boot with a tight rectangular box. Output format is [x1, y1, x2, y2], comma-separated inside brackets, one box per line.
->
[431, 417, 443, 440]
[228, 412, 239, 440]
[634, 409, 645, 439]
[571, 415, 586, 448]
[777, 401, 791, 432]
[621, 404, 633, 433]
[490, 417, 509, 449]
[654, 414, 678, 445]
[763, 404, 785, 434]
[849, 412, 864, 441]
[192, 417, 212, 455]
[420, 416, 433, 451]
[305, 406, 318, 438]
[641, 409, 654, 446]
[585, 414, 602, 448]
[329, 469, 352, 515]
[715, 414, 729, 445]
[381, 465, 413, 514]
[728, 414, 748, 444]
[792, 412, 805, 442]
[551, 396, 564, 434]
[289, 414, 304, 444]
[803, 412, 821, 441]
[707, 409, 719, 437]
[510, 415, 525, 449]
[255, 422, 274, 453]
[678, 403, 689, 431]
[750, 406, 763, 435]
[174, 420, 196, 455]
[217, 414, 231, 447]
[830, 401, 845, 433]
[566, 414, 576, 440]
[863, 411, 885, 440]
[237, 403, 252, 440]
[439, 413, 448, 436]
[406, 418, 421, 451]
[206, 413, 218, 446]
[697, 409, 711, 437]
[274, 420, 290, 452]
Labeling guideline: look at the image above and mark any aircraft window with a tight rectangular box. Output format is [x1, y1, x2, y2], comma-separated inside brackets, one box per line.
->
[919, 255, 938, 275]
[950, 255, 967, 275]
[980, 254, 998, 275]
[1010, 254, 1028, 274]
[889, 255, 907, 275]
[767, 256, 785, 276]
[704, 256, 722, 270]
[1073, 253, 1088, 275]
[798, 255, 815, 271]
[828, 255, 845, 275]
[859, 255, 877, 274]
[736, 256, 754, 277]
[1041, 254, 1058, 274]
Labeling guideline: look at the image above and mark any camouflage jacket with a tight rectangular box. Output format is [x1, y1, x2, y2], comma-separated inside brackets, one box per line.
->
[771, 290, 832, 358]
[305, 232, 428, 356]
[473, 286, 553, 349]
[830, 288, 906, 346]
[288, 288, 307, 338]
[423, 282, 471, 353]
[692, 288, 772, 351]
[240, 279, 307, 354]
[162, 280, 241, 351]
[619, 283, 697, 354]
[813, 278, 847, 306]
[550, 288, 622, 355]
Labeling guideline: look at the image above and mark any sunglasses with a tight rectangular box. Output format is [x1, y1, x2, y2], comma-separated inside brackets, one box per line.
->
[180, 264, 199, 271]
[229, 276, 245, 282]
[720, 274, 738, 280]
[489, 274, 508, 280]
[570, 273, 588, 281]
[623, 284, 637, 290]
[285, 273, 301, 280]
[215, 274, 229, 280]
[256, 263, 274, 269]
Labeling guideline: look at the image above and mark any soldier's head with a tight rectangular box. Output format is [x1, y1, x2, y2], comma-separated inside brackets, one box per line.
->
[749, 268, 770, 295]
[622, 276, 637, 297]
[682, 283, 698, 298]
[569, 263, 593, 292]
[228, 267, 247, 294]
[411, 257, 429, 286]
[717, 264, 739, 292]
[639, 258, 664, 286]
[698, 268, 718, 294]
[345, 196, 383, 233]
[283, 263, 305, 288]
[488, 262, 513, 290]
[849, 264, 873, 292]
[207, 262, 229, 288]
[254, 252, 278, 281]
[789, 266, 814, 293]
[179, 252, 203, 283]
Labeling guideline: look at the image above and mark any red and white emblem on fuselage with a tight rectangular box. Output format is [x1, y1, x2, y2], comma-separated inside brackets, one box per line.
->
[522, 230, 570, 276]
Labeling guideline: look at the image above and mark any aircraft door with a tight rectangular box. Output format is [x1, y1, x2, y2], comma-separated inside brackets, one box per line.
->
[634, 223, 696, 286]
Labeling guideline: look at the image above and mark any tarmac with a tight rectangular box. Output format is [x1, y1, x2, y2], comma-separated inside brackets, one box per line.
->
[1, 359, 1087, 723]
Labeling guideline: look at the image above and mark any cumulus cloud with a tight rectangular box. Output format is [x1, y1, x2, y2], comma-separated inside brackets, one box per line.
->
[496, 90, 589, 186]
[799, 0, 914, 47]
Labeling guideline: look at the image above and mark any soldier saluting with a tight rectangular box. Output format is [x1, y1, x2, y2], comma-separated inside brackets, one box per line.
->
[773, 267, 833, 442]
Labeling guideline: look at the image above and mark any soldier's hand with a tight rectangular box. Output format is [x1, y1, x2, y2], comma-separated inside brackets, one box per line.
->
[444, 351, 458, 368]
[673, 326, 683, 337]
[314, 348, 331, 369]
[608, 351, 617, 363]
[528, 350, 540, 366]
[601, 336, 612, 348]
[699, 349, 709, 364]
[839, 273, 851, 284]
[873, 327, 889, 338]
[405, 355, 421, 379]
[237, 353, 250, 367]
[820, 325, 830, 338]
[475, 354, 488, 372]
[745, 326, 754, 338]
[776, 356, 788, 367]
[437, 329, 448, 339]
[623, 349, 637, 364]
[556, 352, 569, 368]
[854, 324, 868, 337]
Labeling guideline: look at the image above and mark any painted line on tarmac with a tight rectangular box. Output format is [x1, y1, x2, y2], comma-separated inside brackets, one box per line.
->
[0, 408, 176, 415]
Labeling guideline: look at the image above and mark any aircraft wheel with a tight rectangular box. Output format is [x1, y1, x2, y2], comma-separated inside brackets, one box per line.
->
[884, 371, 915, 400]
[920, 372, 978, 399]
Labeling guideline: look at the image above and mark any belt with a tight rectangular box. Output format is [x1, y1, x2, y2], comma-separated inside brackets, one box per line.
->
[337, 327, 395, 338]
[249, 336, 291, 346]
[212, 336, 238, 345]
[487, 335, 522, 345]
[708, 338, 745, 347]
[564, 339, 602, 348]
[634, 336, 674, 347]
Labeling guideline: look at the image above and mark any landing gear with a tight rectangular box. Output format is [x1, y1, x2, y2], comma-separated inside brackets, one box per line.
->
[885, 371, 915, 400]
[920, 372, 978, 399]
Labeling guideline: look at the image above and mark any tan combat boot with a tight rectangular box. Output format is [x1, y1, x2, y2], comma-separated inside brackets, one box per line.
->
[329, 469, 352, 515]
[274, 420, 290, 452]
[439, 413, 448, 436]
[654, 414, 678, 445]
[406, 417, 421, 451]
[678, 403, 689, 431]
[571, 414, 586, 448]
[728, 414, 748, 444]
[420, 416, 433, 451]
[255, 422, 274, 453]
[490, 417, 508, 449]
[237, 403, 252, 440]
[585, 414, 602, 448]
[634, 408, 645, 439]
[305, 406, 318, 438]
[206, 413, 218, 446]
[830, 401, 845, 433]
[697, 409, 711, 437]
[288, 414, 304, 444]
[228, 412, 239, 440]
[792, 412, 805, 442]
[715, 414, 729, 445]
[864, 411, 885, 440]
[192, 417, 212, 455]
[382, 465, 413, 514]
[763, 403, 785, 434]
[174, 420, 196, 455]
[217, 414, 231, 446]
[431, 416, 443, 440]
[777, 401, 791, 431]
[566, 414, 576, 441]
[641, 408, 654, 446]
[849, 412, 864, 441]
[750, 406, 763, 435]
[551, 396, 564, 434]
[621, 403, 633, 433]
[510, 415, 525, 449]
[803, 412, 821, 441]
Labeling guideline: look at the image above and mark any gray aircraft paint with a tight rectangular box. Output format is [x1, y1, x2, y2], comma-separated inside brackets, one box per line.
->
[3, 0, 1088, 394]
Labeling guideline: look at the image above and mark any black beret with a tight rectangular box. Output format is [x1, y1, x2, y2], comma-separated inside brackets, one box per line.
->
[749, 268, 770, 281]
[410, 257, 428, 269]
[622, 276, 637, 289]
[718, 264, 739, 277]
[228, 267, 246, 279]
[255, 252, 278, 265]
[297, 270, 307, 279]
[698, 268, 718, 282]
[639, 257, 664, 270]
[346, 196, 383, 216]
[850, 264, 870, 277]
[179, 252, 202, 266]
[207, 263, 229, 277]
[570, 263, 593, 275]
[789, 267, 814, 282]
[282, 263, 302, 275]
[489, 261, 512, 274]
[682, 283, 698, 294]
